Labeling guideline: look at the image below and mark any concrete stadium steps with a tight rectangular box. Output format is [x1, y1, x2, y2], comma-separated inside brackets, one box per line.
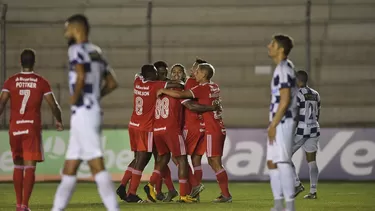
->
[317, 65, 375, 83]
[7, 22, 375, 49]
[6, 43, 375, 71]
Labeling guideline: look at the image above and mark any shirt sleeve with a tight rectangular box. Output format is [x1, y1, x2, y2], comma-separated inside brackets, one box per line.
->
[279, 66, 294, 89]
[42, 78, 53, 96]
[68, 45, 85, 65]
[2, 79, 11, 93]
[189, 85, 206, 99]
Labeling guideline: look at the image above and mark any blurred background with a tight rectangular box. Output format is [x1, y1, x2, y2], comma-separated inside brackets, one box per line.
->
[0, 0, 374, 182]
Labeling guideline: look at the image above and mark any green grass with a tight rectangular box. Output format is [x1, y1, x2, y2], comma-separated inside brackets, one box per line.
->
[0, 182, 374, 211]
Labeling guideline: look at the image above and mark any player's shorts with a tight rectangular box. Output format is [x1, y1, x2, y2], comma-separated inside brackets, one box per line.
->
[154, 130, 186, 157]
[183, 127, 205, 155]
[292, 135, 319, 153]
[9, 127, 44, 162]
[65, 107, 103, 161]
[205, 131, 226, 157]
[129, 127, 153, 152]
[266, 119, 297, 163]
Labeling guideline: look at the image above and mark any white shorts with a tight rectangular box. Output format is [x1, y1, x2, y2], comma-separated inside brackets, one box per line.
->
[292, 135, 319, 154]
[266, 119, 296, 163]
[65, 107, 103, 161]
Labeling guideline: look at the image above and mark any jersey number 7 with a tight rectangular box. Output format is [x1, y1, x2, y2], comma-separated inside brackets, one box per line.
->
[19, 89, 31, 114]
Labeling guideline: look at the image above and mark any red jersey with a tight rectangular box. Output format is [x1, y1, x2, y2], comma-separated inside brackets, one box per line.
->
[129, 75, 167, 132]
[190, 81, 225, 133]
[154, 88, 184, 132]
[2, 72, 52, 130]
[182, 77, 203, 130]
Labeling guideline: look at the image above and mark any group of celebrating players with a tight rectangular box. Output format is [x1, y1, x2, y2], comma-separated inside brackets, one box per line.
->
[0, 13, 321, 211]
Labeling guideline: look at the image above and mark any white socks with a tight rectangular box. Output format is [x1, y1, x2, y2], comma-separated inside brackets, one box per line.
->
[308, 161, 319, 193]
[278, 163, 295, 211]
[52, 175, 77, 211]
[95, 171, 119, 211]
[51, 171, 119, 211]
[291, 161, 301, 186]
[269, 169, 284, 210]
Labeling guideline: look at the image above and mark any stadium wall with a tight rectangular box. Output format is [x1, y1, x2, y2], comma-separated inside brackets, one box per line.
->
[0, 129, 374, 182]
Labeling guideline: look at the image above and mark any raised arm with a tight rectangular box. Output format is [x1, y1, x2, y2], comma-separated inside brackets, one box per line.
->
[157, 88, 193, 99]
[101, 68, 118, 98]
[165, 80, 184, 89]
[44, 93, 63, 131]
[0, 91, 10, 116]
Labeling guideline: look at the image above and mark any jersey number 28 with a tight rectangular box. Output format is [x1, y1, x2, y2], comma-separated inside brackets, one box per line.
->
[19, 89, 31, 114]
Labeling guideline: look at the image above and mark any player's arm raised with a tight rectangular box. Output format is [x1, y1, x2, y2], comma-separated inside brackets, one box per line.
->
[71, 64, 85, 105]
[165, 80, 184, 89]
[0, 91, 10, 116]
[271, 88, 291, 128]
[157, 88, 193, 99]
[101, 68, 118, 98]
[44, 93, 63, 131]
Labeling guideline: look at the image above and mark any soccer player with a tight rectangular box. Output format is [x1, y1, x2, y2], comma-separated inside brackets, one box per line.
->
[157, 63, 232, 203]
[0, 49, 63, 211]
[292, 70, 321, 199]
[266, 34, 298, 211]
[124, 64, 183, 203]
[51, 14, 119, 211]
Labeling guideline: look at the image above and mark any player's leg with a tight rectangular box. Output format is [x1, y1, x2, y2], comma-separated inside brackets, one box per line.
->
[274, 121, 296, 211]
[52, 126, 82, 211]
[302, 137, 319, 199]
[266, 140, 284, 211]
[9, 133, 24, 210]
[206, 133, 231, 203]
[127, 131, 153, 202]
[191, 131, 205, 185]
[152, 151, 164, 200]
[291, 136, 306, 197]
[185, 129, 204, 196]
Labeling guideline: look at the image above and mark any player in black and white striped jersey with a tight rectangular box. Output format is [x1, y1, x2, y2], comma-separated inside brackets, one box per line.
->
[291, 70, 321, 200]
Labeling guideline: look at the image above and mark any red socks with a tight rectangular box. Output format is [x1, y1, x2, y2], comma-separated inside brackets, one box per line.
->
[188, 166, 199, 187]
[193, 166, 203, 184]
[128, 169, 142, 195]
[13, 165, 24, 206]
[22, 166, 36, 207]
[215, 168, 230, 198]
[162, 166, 175, 191]
[121, 167, 133, 186]
[178, 179, 188, 196]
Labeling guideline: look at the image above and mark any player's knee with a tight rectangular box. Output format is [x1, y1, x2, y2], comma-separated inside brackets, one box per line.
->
[63, 160, 82, 175]
[135, 152, 152, 170]
[191, 155, 202, 166]
[23, 160, 37, 167]
[13, 158, 24, 166]
[88, 157, 106, 175]
[267, 160, 277, 169]
[305, 152, 316, 163]
[208, 157, 222, 172]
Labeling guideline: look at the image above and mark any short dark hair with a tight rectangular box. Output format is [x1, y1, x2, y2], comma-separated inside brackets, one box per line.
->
[296, 70, 308, 84]
[198, 63, 215, 80]
[195, 58, 207, 64]
[21, 49, 36, 69]
[67, 14, 90, 35]
[153, 61, 168, 69]
[273, 34, 294, 56]
[141, 64, 156, 77]
[171, 63, 185, 71]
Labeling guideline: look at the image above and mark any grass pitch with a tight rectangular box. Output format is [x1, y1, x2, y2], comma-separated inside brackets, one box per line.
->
[0, 182, 374, 211]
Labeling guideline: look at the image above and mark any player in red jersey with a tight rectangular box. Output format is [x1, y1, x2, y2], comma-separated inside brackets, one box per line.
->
[157, 63, 232, 203]
[145, 63, 219, 203]
[118, 64, 183, 203]
[0, 49, 63, 211]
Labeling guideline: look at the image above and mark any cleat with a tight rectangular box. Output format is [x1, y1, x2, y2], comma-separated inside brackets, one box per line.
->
[156, 192, 166, 201]
[293, 183, 305, 198]
[163, 189, 178, 202]
[304, 192, 317, 199]
[21, 206, 31, 211]
[143, 183, 157, 203]
[212, 194, 232, 203]
[125, 194, 143, 203]
[116, 184, 127, 201]
[177, 195, 198, 203]
[190, 183, 205, 198]
[195, 194, 200, 203]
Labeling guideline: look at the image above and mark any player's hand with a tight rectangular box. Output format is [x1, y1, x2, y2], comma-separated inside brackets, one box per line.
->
[267, 124, 276, 145]
[56, 121, 64, 131]
[156, 89, 164, 97]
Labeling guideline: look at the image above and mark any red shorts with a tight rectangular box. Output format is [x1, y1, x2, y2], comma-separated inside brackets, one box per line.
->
[9, 128, 44, 162]
[205, 132, 226, 157]
[154, 130, 186, 157]
[129, 127, 153, 152]
[183, 128, 205, 156]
